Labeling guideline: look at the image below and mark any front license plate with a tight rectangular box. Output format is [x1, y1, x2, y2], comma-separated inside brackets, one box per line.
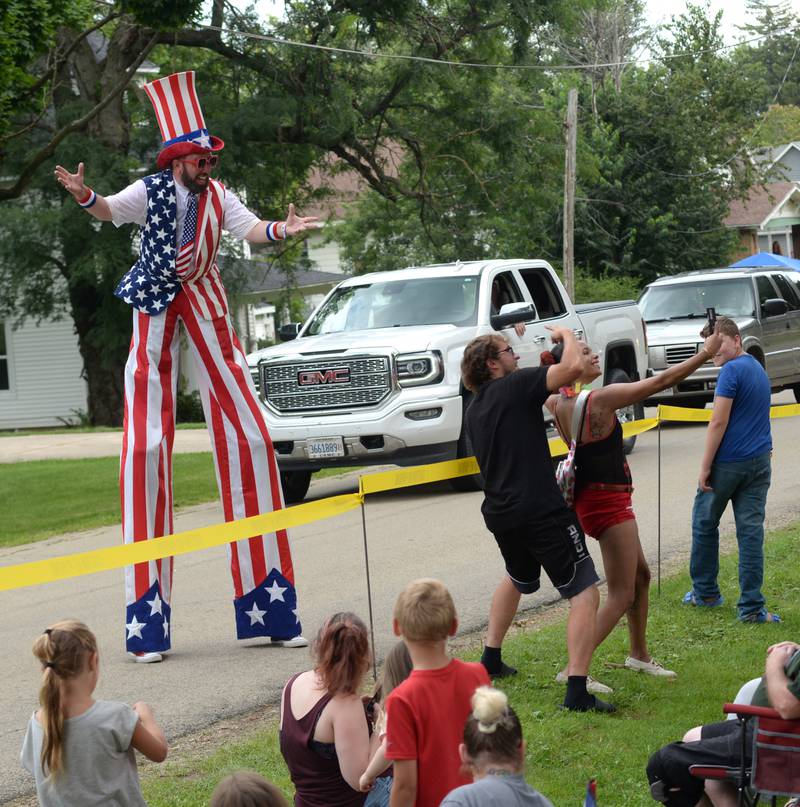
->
[306, 437, 345, 460]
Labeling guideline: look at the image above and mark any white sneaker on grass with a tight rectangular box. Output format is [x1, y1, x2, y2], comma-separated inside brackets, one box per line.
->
[271, 635, 309, 648]
[554, 670, 613, 694]
[624, 656, 676, 678]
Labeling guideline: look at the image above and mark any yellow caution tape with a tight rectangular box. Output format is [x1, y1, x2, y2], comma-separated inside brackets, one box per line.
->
[0, 494, 361, 593]
[359, 457, 479, 495]
[0, 402, 795, 592]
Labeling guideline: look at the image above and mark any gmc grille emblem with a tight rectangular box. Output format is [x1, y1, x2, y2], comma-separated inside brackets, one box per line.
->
[297, 368, 351, 386]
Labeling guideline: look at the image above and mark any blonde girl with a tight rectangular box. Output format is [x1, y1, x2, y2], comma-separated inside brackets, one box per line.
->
[359, 641, 413, 805]
[20, 620, 167, 806]
[441, 686, 554, 807]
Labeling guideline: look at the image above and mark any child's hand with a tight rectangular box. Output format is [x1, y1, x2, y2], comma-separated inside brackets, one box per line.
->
[359, 772, 374, 792]
[133, 701, 153, 720]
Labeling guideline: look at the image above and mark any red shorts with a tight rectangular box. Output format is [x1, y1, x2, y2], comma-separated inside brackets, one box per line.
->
[574, 487, 635, 539]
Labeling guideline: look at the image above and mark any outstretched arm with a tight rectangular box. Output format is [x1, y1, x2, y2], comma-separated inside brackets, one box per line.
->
[591, 325, 723, 412]
[54, 162, 113, 221]
[246, 203, 322, 243]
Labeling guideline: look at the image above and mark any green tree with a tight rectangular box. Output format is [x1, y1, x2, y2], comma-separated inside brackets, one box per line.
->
[749, 103, 800, 147]
[570, 4, 764, 281]
[0, 0, 581, 423]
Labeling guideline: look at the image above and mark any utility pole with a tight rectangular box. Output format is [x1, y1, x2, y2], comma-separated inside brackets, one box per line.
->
[563, 88, 578, 303]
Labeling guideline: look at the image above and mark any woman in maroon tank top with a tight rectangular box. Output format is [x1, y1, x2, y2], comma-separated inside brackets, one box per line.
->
[280, 612, 376, 807]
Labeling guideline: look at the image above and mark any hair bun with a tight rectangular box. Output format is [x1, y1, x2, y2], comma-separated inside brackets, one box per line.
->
[471, 686, 509, 733]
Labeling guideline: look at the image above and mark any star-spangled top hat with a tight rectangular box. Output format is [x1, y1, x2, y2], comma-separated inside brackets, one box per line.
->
[144, 70, 225, 170]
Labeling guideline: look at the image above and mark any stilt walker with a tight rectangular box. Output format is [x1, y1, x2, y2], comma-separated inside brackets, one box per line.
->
[54, 71, 319, 662]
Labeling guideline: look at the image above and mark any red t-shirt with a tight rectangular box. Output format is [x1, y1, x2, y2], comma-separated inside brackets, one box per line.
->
[384, 659, 490, 807]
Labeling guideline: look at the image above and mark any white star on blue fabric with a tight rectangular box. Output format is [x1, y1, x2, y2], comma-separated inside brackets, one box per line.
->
[265, 581, 287, 602]
[193, 133, 212, 148]
[245, 602, 267, 625]
[163, 618, 169, 638]
[146, 592, 163, 616]
[126, 615, 145, 640]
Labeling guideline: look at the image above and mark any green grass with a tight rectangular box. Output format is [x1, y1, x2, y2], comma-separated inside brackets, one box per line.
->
[0, 455, 362, 547]
[141, 525, 800, 807]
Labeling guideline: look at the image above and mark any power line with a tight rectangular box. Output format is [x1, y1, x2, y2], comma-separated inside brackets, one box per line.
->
[199, 22, 796, 73]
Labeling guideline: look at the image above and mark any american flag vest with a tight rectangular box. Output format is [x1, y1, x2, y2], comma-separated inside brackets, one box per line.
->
[114, 170, 229, 319]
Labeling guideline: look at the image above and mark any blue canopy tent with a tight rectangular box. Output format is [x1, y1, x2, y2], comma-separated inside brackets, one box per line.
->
[729, 252, 800, 270]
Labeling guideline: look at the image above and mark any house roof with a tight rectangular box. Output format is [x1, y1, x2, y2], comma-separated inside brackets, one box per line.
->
[751, 142, 800, 175]
[217, 256, 347, 295]
[724, 181, 797, 227]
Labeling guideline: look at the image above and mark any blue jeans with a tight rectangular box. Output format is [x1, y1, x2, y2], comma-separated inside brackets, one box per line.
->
[363, 775, 392, 807]
[690, 452, 771, 620]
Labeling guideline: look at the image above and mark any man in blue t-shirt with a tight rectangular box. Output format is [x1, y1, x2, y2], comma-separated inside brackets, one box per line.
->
[684, 317, 776, 622]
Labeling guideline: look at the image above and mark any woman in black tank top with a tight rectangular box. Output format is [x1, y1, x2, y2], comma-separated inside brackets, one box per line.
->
[542, 327, 723, 690]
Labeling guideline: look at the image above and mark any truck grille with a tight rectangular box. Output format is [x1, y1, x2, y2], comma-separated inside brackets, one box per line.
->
[665, 345, 699, 364]
[259, 355, 393, 413]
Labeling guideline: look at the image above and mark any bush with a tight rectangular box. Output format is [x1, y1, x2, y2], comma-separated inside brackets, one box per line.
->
[556, 268, 642, 304]
[176, 389, 204, 424]
[574, 270, 642, 304]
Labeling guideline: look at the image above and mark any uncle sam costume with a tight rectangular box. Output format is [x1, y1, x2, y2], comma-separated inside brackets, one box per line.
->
[106, 71, 303, 658]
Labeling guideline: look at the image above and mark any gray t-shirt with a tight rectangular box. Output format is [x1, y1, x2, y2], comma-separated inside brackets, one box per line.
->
[440, 773, 555, 807]
[20, 699, 145, 807]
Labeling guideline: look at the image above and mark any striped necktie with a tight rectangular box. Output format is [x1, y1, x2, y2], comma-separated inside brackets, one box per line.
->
[176, 193, 198, 278]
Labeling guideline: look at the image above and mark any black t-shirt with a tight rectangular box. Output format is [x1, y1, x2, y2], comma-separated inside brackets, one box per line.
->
[466, 367, 566, 532]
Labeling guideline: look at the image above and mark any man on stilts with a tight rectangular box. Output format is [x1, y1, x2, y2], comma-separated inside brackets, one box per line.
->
[55, 70, 319, 662]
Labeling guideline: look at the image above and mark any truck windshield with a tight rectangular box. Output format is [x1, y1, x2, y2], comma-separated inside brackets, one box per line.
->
[303, 276, 480, 335]
[638, 279, 755, 321]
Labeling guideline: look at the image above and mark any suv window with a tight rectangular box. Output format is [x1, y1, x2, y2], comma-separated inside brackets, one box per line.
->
[756, 275, 778, 306]
[490, 271, 525, 314]
[519, 268, 567, 319]
[773, 274, 800, 309]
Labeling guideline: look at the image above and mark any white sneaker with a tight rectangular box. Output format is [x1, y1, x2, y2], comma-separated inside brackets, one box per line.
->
[271, 635, 309, 648]
[555, 670, 614, 694]
[624, 656, 676, 678]
[128, 651, 163, 664]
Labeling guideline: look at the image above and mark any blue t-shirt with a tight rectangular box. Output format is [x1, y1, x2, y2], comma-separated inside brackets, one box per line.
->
[714, 354, 772, 463]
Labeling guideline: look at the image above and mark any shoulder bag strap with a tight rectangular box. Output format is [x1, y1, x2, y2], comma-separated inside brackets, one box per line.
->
[570, 390, 591, 447]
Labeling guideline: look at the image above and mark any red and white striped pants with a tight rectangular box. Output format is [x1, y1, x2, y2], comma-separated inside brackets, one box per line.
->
[121, 290, 299, 653]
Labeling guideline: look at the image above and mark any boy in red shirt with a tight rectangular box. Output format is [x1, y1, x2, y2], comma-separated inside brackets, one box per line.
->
[385, 579, 491, 807]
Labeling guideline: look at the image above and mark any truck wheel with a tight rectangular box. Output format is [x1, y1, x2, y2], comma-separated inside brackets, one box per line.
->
[449, 395, 484, 493]
[605, 368, 644, 455]
[280, 470, 312, 504]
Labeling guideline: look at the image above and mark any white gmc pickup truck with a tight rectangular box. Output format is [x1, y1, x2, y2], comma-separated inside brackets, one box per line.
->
[247, 259, 648, 502]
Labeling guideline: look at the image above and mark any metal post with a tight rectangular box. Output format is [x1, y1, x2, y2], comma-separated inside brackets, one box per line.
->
[657, 415, 662, 595]
[562, 88, 578, 303]
[360, 501, 378, 681]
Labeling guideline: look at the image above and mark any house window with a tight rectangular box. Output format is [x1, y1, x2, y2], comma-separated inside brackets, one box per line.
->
[0, 322, 8, 391]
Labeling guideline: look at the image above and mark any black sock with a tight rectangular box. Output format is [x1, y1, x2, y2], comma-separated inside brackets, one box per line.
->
[563, 675, 592, 708]
[481, 645, 502, 673]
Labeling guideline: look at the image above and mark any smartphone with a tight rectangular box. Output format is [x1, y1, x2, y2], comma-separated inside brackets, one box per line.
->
[706, 306, 717, 332]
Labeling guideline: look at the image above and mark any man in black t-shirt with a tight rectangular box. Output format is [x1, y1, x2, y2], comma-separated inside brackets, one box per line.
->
[462, 330, 613, 712]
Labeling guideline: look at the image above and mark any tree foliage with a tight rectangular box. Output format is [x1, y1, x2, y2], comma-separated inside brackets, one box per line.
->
[0, 0, 790, 423]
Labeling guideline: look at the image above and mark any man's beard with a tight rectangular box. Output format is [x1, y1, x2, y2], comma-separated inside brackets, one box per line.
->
[184, 174, 209, 195]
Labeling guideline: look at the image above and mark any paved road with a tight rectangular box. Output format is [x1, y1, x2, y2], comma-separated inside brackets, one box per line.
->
[2, 396, 799, 802]
[0, 428, 212, 463]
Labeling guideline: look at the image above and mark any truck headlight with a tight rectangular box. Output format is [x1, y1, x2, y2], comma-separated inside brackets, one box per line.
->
[397, 352, 444, 387]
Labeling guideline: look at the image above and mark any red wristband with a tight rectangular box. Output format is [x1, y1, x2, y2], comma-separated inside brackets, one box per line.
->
[77, 188, 93, 205]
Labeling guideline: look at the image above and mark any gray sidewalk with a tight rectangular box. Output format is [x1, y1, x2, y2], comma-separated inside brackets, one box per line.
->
[0, 428, 212, 463]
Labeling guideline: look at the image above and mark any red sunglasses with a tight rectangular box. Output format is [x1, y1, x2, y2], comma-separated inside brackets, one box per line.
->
[181, 155, 219, 170]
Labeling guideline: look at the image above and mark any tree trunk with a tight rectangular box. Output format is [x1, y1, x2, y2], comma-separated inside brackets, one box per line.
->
[78, 333, 126, 426]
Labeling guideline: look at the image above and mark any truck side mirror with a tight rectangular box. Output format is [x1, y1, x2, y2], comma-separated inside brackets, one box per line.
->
[490, 303, 536, 331]
[278, 322, 302, 342]
[761, 298, 789, 317]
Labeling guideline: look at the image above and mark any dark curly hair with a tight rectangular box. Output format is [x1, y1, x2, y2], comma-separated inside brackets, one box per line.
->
[461, 335, 504, 392]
